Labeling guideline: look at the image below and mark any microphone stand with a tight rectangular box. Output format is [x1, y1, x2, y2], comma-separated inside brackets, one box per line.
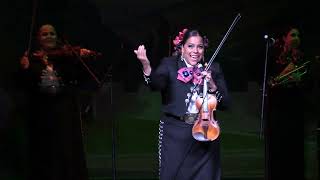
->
[259, 36, 271, 140]
[260, 35, 272, 180]
[110, 71, 116, 180]
[63, 39, 117, 179]
[99, 66, 116, 180]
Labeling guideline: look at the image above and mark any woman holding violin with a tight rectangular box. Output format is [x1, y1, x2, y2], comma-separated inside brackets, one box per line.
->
[18, 24, 98, 180]
[134, 28, 230, 180]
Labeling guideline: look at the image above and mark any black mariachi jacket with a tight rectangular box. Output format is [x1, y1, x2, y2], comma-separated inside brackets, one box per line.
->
[144, 56, 230, 117]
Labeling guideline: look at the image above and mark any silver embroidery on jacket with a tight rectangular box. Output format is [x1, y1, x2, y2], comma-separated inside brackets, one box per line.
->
[158, 120, 164, 178]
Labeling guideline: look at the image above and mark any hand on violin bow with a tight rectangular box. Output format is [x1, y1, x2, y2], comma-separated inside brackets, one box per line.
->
[134, 45, 151, 75]
[80, 48, 95, 57]
[201, 70, 217, 92]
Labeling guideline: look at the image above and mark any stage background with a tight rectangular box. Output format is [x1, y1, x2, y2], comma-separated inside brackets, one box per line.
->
[0, 0, 318, 179]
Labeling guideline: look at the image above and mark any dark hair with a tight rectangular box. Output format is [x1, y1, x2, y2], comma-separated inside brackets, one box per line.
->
[181, 29, 208, 47]
[173, 29, 209, 56]
[278, 26, 300, 39]
[272, 25, 302, 49]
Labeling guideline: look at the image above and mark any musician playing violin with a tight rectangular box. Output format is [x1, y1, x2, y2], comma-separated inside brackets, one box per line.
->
[18, 24, 96, 180]
[21, 24, 97, 68]
[134, 28, 230, 180]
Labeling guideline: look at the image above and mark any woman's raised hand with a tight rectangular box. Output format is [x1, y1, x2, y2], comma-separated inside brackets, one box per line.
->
[134, 45, 149, 64]
[134, 45, 151, 75]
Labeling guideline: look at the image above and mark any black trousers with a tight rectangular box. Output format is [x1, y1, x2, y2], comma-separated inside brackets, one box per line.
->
[265, 88, 305, 180]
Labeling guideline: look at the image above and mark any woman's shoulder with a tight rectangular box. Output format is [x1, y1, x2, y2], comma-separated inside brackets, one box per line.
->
[162, 55, 179, 61]
[160, 56, 179, 65]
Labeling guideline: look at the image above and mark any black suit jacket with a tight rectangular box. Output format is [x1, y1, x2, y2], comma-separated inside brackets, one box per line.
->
[146, 56, 230, 117]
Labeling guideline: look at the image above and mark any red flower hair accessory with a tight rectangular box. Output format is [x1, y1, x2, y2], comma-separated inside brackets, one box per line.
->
[173, 28, 188, 51]
[203, 36, 209, 48]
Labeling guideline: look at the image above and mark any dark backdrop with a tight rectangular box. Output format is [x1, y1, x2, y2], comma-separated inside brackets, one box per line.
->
[0, 0, 318, 179]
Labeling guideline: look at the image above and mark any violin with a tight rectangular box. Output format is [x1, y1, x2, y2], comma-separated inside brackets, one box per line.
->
[192, 77, 220, 141]
[32, 45, 101, 59]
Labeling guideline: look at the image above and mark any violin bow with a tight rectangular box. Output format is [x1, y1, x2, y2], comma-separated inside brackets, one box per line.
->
[192, 13, 241, 92]
[205, 13, 241, 71]
[62, 39, 102, 86]
[26, 0, 38, 57]
[186, 13, 241, 114]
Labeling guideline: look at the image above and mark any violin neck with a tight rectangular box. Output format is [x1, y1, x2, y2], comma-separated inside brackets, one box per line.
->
[203, 79, 208, 112]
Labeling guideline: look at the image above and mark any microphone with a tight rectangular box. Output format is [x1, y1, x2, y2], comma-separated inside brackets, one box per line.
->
[264, 35, 276, 46]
